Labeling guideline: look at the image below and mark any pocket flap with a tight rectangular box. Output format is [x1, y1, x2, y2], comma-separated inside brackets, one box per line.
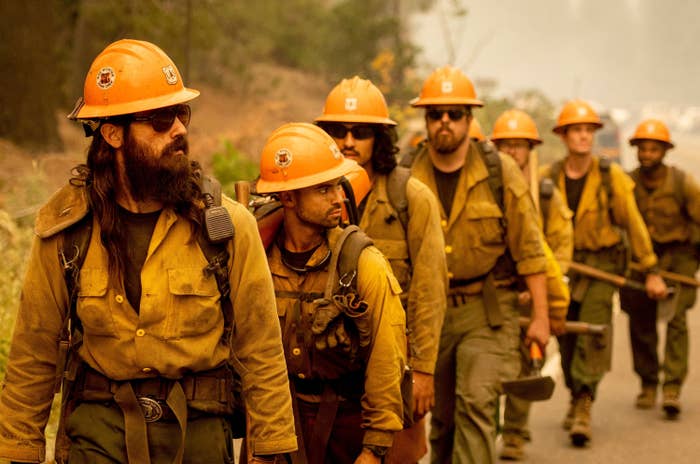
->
[78, 268, 108, 297]
[168, 268, 219, 296]
[465, 201, 502, 219]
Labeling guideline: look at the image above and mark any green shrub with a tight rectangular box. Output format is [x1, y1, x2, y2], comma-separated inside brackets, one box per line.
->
[211, 140, 259, 199]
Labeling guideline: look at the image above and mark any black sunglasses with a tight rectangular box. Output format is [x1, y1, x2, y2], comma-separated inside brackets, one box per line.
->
[132, 104, 191, 132]
[426, 109, 468, 122]
[321, 124, 375, 140]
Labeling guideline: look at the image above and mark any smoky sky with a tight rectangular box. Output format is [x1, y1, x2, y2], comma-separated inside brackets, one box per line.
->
[411, 0, 700, 112]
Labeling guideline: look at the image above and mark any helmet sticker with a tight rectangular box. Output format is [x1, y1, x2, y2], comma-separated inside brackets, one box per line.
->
[162, 65, 178, 85]
[577, 107, 588, 116]
[647, 123, 656, 133]
[508, 119, 518, 130]
[441, 81, 453, 94]
[329, 144, 342, 160]
[275, 148, 293, 168]
[96, 67, 116, 90]
[345, 97, 358, 111]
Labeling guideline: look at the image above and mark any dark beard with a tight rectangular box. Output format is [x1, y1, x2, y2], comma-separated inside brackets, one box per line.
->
[430, 128, 467, 154]
[639, 159, 664, 176]
[122, 132, 197, 206]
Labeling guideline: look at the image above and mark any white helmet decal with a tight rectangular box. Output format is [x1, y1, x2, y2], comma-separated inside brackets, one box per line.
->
[274, 148, 293, 168]
[344, 97, 358, 111]
[162, 65, 178, 85]
[96, 67, 116, 90]
[441, 81, 454, 94]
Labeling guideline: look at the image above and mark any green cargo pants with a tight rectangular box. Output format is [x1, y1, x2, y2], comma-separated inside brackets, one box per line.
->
[430, 288, 520, 464]
[558, 247, 622, 399]
[620, 247, 698, 389]
[65, 401, 235, 463]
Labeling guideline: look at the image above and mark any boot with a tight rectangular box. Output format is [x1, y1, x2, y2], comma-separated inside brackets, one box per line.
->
[500, 433, 525, 461]
[562, 398, 575, 430]
[569, 392, 592, 447]
[635, 385, 657, 409]
[662, 384, 681, 418]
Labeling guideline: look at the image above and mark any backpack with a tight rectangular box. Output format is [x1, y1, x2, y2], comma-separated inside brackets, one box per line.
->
[385, 166, 412, 232]
[55, 177, 246, 436]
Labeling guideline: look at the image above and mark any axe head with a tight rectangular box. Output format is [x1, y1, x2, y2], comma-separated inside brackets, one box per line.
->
[657, 285, 680, 323]
[502, 375, 555, 401]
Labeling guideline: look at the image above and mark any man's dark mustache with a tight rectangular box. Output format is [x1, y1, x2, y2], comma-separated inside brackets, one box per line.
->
[163, 135, 189, 157]
[342, 148, 360, 157]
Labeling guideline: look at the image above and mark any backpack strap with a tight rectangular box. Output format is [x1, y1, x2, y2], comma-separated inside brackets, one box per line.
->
[198, 176, 235, 346]
[55, 214, 93, 393]
[548, 159, 564, 185]
[323, 225, 374, 299]
[476, 141, 516, 285]
[671, 166, 688, 218]
[478, 140, 505, 216]
[539, 178, 555, 232]
[386, 166, 411, 232]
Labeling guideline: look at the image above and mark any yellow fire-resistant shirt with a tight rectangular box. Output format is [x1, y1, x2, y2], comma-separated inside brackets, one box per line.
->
[629, 165, 700, 244]
[0, 183, 296, 462]
[410, 141, 548, 282]
[358, 173, 447, 374]
[540, 156, 658, 271]
[539, 185, 574, 273]
[268, 226, 406, 448]
[531, 178, 573, 321]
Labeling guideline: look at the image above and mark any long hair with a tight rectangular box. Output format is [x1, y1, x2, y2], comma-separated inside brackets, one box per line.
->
[71, 124, 204, 284]
[371, 125, 399, 175]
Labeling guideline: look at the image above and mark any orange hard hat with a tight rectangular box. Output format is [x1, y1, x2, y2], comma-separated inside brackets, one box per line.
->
[629, 119, 674, 148]
[315, 76, 396, 126]
[491, 109, 542, 145]
[68, 39, 199, 120]
[552, 99, 603, 134]
[468, 118, 486, 142]
[257, 123, 358, 194]
[411, 66, 483, 107]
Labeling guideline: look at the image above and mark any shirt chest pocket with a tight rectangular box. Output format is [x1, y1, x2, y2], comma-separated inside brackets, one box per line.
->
[465, 201, 505, 246]
[649, 195, 683, 233]
[77, 268, 117, 337]
[166, 267, 222, 339]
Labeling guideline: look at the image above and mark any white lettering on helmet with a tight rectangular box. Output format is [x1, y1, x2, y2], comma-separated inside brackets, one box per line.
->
[345, 97, 358, 111]
[441, 81, 453, 94]
[329, 144, 342, 160]
[275, 148, 293, 168]
[162, 65, 178, 85]
[96, 67, 116, 90]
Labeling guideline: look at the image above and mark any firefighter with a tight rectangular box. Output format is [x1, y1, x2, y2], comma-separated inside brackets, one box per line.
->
[315, 76, 447, 464]
[541, 100, 667, 447]
[256, 122, 406, 463]
[619, 119, 700, 417]
[0, 39, 296, 463]
[491, 108, 573, 460]
[407, 66, 550, 464]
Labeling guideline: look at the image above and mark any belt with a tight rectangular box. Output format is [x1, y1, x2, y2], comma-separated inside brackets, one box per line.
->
[448, 276, 516, 307]
[75, 366, 232, 464]
[77, 366, 232, 404]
